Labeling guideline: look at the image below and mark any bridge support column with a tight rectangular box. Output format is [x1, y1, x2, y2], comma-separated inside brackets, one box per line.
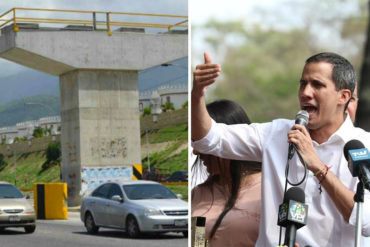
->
[60, 69, 141, 206]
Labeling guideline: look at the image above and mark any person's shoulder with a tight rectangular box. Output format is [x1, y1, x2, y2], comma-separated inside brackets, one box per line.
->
[249, 118, 293, 130]
[272, 118, 294, 125]
[192, 183, 209, 195]
[269, 118, 295, 131]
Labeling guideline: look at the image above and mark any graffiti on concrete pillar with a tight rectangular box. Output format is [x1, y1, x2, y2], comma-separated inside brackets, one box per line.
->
[90, 137, 127, 159]
[68, 142, 77, 162]
[80, 166, 132, 195]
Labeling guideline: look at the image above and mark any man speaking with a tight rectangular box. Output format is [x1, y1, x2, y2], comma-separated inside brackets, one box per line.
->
[191, 52, 370, 246]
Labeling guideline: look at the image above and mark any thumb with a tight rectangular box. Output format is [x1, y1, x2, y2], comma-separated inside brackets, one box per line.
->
[204, 52, 212, 64]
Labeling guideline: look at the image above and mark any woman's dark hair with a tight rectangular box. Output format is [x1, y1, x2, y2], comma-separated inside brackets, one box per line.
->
[192, 99, 261, 239]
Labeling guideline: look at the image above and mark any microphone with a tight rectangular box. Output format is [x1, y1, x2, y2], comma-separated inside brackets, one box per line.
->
[343, 140, 370, 191]
[278, 187, 308, 247]
[288, 110, 309, 160]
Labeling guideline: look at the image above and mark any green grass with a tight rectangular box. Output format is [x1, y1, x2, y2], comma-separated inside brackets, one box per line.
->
[165, 184, 188, 201]
[142, 140, 187, 175]
[1, 123, 188, 201]
[0, 151, 60, 188]
[149, 124, 188, 143]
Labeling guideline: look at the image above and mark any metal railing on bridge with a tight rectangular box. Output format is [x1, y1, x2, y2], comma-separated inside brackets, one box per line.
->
[0, 7, 188, 36]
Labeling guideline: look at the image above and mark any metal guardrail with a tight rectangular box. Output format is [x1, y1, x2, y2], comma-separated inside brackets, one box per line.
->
[20, 187, 33, 192]
[0, 7, 188, 36]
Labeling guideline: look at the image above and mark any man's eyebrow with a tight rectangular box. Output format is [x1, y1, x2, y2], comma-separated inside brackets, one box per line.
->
[313, 79, 325, 84]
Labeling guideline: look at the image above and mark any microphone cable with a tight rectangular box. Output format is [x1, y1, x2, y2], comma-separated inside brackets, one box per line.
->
[278, 145, 308, 245]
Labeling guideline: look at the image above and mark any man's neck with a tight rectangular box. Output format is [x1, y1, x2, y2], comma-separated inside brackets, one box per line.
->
[309, 116, 346, 144]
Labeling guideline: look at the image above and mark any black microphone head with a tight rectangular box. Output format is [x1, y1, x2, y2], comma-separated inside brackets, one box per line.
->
[343, 139, 365, 161]
[284, 187, 305, 203]
[295, 110, 309, 126]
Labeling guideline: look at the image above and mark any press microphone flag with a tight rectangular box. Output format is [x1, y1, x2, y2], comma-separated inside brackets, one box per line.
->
[278, 187, 308, 247]
[343, 140, 370, 190]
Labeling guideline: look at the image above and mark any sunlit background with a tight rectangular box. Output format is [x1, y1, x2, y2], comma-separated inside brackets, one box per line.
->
[191, 0, 368, 122]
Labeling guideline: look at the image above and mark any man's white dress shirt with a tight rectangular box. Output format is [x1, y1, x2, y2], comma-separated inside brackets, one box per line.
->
[192, 115, 370, 247]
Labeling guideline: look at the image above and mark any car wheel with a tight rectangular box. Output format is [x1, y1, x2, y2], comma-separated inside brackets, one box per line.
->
[182, 231, 188, 238]
[24, 225, 36, 233]
[85, 213, 99, 234]
[126, 216, 140, 238]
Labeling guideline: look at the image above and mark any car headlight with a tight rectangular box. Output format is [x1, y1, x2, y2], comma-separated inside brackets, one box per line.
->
[144, 208, 163, 216]
[24, 207, 35, 215]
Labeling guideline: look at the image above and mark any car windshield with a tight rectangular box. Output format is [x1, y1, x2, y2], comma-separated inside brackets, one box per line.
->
[0, 184, 24, 199]
[123, 184, 177, 200]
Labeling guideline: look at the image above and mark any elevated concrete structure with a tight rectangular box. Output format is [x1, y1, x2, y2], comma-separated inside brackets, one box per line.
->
[0, 27, 187, 206]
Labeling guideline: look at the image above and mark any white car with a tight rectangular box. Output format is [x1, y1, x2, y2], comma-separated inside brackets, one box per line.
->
[80, 180, 188, 238]
[0, 182, 36, 233]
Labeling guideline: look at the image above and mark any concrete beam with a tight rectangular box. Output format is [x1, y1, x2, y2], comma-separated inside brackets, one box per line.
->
[0, 29, 188, 75]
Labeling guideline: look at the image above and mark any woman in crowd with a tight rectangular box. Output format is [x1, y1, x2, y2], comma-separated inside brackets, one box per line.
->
[191, 99, 262, 247]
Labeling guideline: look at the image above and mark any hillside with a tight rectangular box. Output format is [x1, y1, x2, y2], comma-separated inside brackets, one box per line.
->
[0, 122, 188, 199]
[0, 57, 187, 125]
[0, 94, 60, 127]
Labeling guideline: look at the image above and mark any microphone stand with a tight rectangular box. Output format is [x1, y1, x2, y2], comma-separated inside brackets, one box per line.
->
[354, 181, 364, 247]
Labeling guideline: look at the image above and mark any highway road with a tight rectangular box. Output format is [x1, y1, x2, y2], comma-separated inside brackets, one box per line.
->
[0, 212, 188, 247]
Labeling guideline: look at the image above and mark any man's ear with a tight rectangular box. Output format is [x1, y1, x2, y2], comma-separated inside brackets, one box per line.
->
[338, 88, 351, 105]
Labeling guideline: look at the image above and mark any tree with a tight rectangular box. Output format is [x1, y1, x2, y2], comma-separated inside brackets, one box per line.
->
[143, 107, 151, 116]
[42, 142, 61, 170]
[162, 102, 175, 112]
[46, 142, 61, 162]
[33, 127, 46, 138]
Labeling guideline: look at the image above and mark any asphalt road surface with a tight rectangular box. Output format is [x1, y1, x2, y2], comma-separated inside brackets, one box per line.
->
[0, 212, 188, 247]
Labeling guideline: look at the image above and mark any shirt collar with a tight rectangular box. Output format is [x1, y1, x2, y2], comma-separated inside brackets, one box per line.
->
[327, 114, 354, 144]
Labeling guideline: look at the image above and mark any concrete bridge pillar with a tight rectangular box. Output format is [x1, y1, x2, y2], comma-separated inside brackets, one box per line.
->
[60, 70, 140, 206]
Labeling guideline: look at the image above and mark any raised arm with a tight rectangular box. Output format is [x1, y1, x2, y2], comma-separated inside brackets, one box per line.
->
[191, 52, 221, 141]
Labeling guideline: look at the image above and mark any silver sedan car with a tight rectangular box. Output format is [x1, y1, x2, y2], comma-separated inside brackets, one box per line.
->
[0, 182, 36, 233]
[80, 180, 188, 238]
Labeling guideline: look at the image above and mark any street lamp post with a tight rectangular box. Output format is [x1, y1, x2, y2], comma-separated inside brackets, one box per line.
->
[145, 114, 159, 175]
[145, 128, 151, 173]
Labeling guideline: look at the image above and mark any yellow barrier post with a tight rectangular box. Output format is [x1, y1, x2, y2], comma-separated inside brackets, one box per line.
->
[13, 8, 18, 32]
[33, 183, 68, 220]
[106, 12, 112, 36]
[133, 164, 142, 180]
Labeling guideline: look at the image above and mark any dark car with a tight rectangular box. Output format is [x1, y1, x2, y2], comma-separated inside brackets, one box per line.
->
[167, 171, 188, 182]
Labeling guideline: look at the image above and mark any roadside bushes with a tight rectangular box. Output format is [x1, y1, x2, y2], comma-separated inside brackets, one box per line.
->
[41, 142, 61, 171]
[0, 153, 7, 171]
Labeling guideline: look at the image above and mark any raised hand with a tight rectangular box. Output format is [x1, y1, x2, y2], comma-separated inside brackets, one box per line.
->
[192, 52, 221, 98]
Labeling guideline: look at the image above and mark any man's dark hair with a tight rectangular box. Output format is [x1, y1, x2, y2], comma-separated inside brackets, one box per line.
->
[306, 52, 356, 110]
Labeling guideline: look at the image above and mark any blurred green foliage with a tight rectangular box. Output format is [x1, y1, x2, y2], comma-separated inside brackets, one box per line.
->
[194, 0, 368, 122]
